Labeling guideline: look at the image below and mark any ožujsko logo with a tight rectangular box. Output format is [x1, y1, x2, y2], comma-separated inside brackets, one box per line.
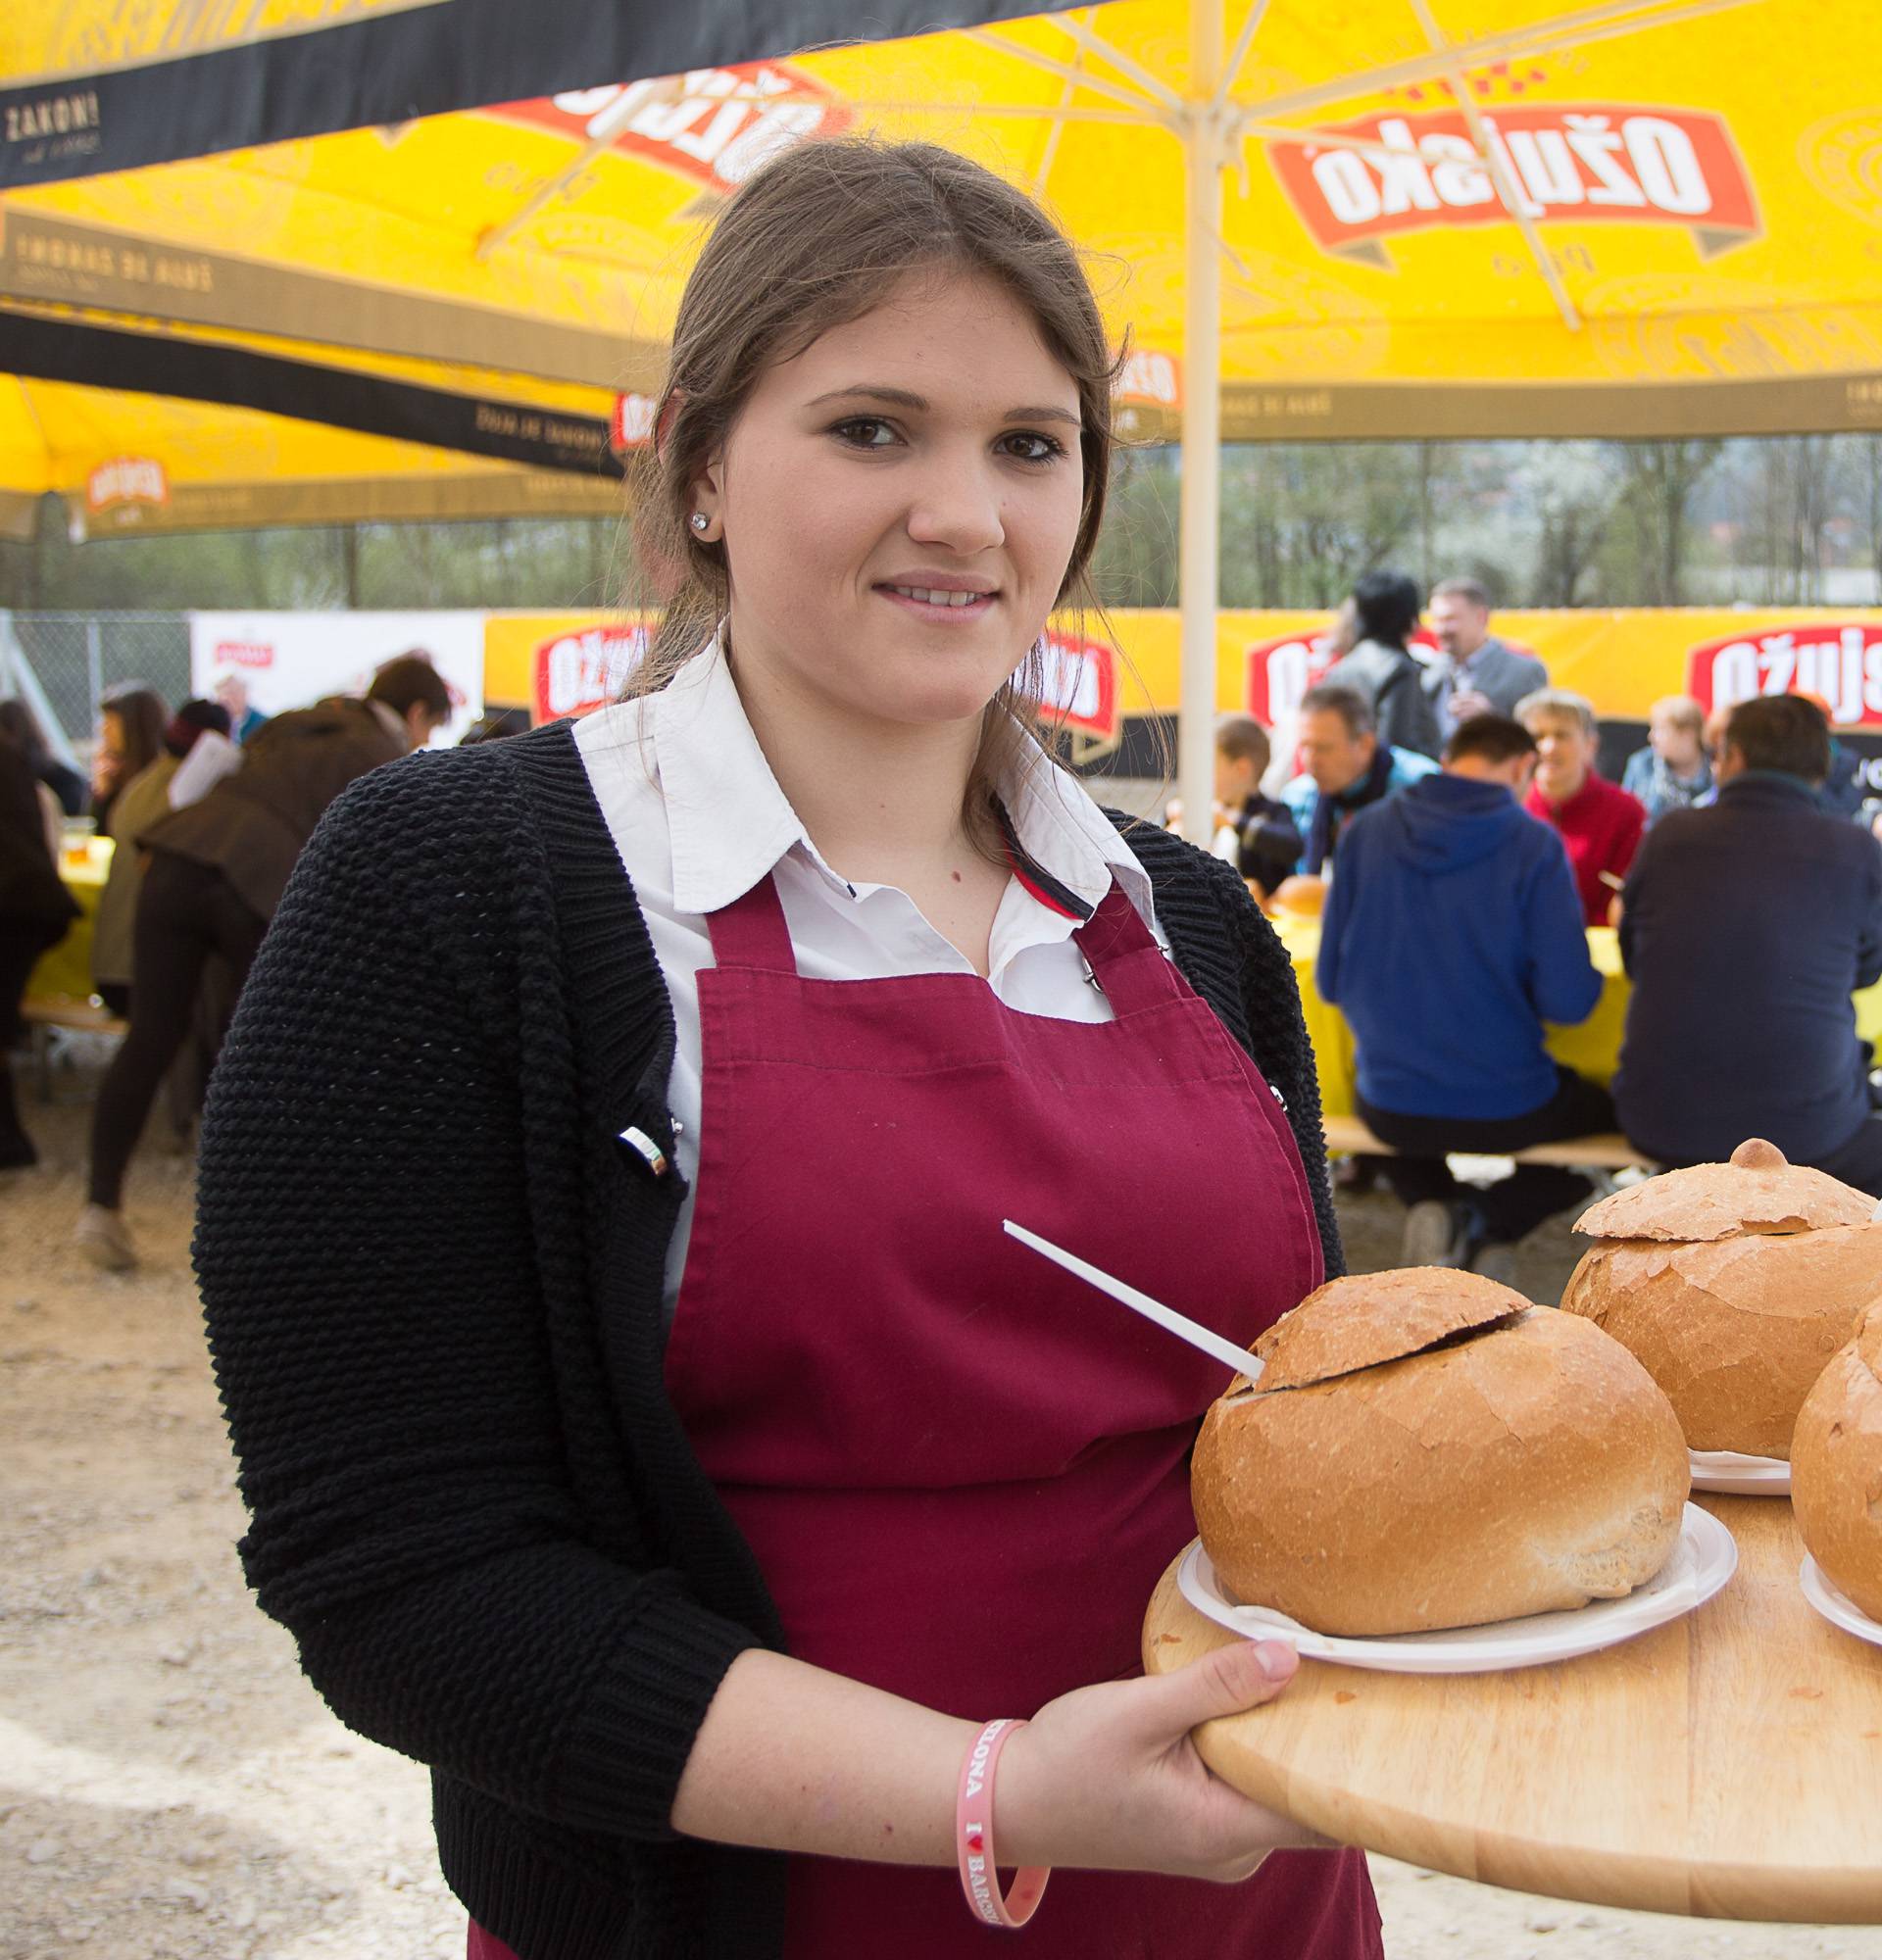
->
[531, 622, 652, 724]
[494, 65, 853, 197]
[1688, 622, 1882, 728]
[1269, 105, 1758, 265]
[85, 456, 168, 515]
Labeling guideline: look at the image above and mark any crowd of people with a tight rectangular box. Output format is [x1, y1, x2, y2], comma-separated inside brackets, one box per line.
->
[1211, 571, 1882, 1265]
[0, 656, 454, 1246]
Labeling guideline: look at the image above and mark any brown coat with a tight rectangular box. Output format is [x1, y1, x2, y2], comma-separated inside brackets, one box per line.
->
[144, 698, 406, 921]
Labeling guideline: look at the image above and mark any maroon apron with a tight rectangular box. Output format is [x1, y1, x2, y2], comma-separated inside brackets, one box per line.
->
[473, 874, 1380, 1960]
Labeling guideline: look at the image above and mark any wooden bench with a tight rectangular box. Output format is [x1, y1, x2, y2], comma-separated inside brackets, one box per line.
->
[20, 996, 128, 1102]
[1320, 1111, 1656, 1174]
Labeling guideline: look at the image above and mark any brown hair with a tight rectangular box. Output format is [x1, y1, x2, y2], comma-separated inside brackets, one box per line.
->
[1214, 714, 1272, 777]
[369, 652, 454, 726]
[1444, 712, 1536, 766]
[621, 136, 1123, 857]
[1298, 682, 1376, 740]
[100, 683, 168, 780]
[1723, 694, 1831, 784]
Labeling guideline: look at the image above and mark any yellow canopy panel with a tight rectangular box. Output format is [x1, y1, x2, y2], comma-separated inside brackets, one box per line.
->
[5, 1, 1882, 443]
[0, 374, 624, 537]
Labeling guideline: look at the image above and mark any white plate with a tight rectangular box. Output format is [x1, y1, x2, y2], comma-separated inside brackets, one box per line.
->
[1689, 1447, 1790, 1495]
[1799, 1552, 1882, 1649]
[1175, 1503, 1736, 1675]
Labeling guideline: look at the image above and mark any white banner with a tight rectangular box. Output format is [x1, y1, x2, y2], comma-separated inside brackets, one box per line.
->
[188, 611, 484, 747]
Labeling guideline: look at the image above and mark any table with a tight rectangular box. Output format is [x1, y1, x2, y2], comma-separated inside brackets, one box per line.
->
[1273, 918, 1882, 1120]
[27, 836, 112, 1004]
[1143, 1494, 1882, 1922]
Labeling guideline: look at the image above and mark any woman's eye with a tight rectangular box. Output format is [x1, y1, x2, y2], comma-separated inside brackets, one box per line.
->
[830, 417, 899, 449]
[999, 430, 1068, 464]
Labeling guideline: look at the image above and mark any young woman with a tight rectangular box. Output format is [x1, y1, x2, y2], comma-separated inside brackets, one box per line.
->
[197, 139, 1379, 1959]
[90, 683, 169, 836]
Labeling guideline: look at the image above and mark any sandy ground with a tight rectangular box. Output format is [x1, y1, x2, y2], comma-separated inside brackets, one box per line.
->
[5, 1075, 1882, 1959]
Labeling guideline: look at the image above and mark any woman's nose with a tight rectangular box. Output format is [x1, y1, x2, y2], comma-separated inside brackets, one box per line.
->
[906, 449, 1005, 555]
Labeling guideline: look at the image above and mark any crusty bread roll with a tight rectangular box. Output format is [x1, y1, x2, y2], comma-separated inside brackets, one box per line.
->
[1192, 1271, 1689, 1636]
[1561, 1140, 1882, 1458]
[1793, 1305, 1882, 1623]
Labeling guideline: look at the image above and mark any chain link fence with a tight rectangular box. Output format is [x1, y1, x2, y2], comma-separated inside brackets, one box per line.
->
[0, 612, 191, 763]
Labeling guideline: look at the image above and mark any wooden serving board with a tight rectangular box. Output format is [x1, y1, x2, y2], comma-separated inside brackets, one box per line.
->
[1142, 1495, 1882, 1921]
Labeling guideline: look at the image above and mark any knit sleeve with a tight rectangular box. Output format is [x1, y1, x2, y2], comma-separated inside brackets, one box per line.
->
[195, 753, 762, 1843]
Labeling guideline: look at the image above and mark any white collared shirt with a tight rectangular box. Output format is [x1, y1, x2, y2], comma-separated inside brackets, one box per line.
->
[573, 637, 1167, 1315]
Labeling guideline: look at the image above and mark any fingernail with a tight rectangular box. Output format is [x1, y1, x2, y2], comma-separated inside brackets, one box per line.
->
[1251, 1640, 1298, 1680]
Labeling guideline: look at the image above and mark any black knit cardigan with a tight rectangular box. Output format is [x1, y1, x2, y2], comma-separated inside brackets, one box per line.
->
[195, 722, 1342, 1960]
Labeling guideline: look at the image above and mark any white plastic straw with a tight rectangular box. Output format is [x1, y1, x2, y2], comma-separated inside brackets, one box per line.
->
[1003, 1219, 1264, 1385]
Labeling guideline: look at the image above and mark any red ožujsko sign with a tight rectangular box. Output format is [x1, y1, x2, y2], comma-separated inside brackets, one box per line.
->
[1687, 622, 1882, 727]
[531, 622, 652, 722]
[1270, 104, 1758, 254]
[1244, 628, 1451, 723]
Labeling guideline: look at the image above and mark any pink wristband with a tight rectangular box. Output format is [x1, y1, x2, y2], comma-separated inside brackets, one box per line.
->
[956, 1718, 1051, 1929]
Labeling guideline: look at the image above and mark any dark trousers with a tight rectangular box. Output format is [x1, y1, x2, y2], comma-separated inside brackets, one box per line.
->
[87, 852, 267, 1208]
[1358, 1067, 1616, 1245]
[2, 913, 66, 1161]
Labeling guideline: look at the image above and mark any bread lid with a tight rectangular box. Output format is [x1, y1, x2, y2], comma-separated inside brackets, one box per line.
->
[1252, 1266, 1530, 1392]
[1574, 1139, 1875, 1244]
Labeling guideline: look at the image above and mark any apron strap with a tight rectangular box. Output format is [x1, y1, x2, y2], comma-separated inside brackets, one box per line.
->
[705, 871, 799, 974]
[1071, 884, 1184, 1016]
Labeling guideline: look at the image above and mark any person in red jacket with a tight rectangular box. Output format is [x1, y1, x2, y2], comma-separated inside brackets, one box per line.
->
[1516, 688, 1645, 926]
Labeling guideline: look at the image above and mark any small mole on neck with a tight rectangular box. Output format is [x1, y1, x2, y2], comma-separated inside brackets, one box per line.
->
[951, 870, 963, 883]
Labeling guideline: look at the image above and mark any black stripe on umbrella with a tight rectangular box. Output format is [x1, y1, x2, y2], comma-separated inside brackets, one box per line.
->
[0, 310, 622, 477]
[1, 0, 1067, 190]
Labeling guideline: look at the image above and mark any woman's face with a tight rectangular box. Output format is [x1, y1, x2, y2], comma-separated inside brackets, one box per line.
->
[697, 270, 1086, 736]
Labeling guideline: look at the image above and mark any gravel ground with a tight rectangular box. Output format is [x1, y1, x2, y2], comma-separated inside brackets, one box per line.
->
[6, 1081, 1881, 1958]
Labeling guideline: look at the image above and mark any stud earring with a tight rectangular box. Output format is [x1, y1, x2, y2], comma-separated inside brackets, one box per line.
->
[690, 513, 710, 533]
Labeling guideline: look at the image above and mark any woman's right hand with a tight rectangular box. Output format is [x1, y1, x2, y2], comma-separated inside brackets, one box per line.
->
[996, 1641, 1335, 1881]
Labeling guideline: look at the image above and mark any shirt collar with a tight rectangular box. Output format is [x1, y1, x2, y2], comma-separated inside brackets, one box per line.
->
[651, 627, 1152, 922]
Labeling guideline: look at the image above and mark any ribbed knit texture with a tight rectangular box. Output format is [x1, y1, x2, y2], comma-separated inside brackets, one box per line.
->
[195, 722, 1340, 1960]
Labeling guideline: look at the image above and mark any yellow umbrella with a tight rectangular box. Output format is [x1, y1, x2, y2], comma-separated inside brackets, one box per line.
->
[9, 0, 1881, 826]
[0, 372, 625, 539]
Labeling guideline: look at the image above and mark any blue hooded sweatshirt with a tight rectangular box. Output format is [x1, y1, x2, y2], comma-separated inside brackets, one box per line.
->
[1317, 772, 1603, 1120]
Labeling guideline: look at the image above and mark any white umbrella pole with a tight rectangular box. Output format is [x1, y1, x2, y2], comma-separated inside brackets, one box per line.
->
[1175, 0, 1223, 845]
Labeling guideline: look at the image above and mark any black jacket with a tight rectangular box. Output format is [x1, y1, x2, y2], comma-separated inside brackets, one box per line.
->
[1616, 771, 1882, 1164]
[195, 722, 1340, 1960]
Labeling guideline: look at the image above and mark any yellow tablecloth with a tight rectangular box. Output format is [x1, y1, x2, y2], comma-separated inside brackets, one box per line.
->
[1274, 917, 1882, 1121]
[27, 837, 113, 1004]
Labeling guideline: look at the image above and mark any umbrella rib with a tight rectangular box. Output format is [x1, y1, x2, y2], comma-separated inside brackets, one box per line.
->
[1404, 0, 1581, 332]
[847, 98, 1163, 125]
[1213, 0, 1275, 113]
[1031, 19, 1089, 199]
[965, 27, 1179, 125]
[1048, 14, 1186, 113]
[1226, 0, 1764, 128]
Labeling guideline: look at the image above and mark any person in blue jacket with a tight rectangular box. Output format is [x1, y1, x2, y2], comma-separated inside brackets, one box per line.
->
[1317, 712, 1609, 1269]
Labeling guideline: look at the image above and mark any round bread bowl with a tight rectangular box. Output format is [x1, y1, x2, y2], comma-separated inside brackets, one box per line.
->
[1192, 1268, 1689, 1637]
[1560, 1140, 1882, 1458]
[1792, 1304, 1882, 1624]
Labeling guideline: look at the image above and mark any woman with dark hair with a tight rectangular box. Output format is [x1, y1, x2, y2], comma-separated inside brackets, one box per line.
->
[91, 683, 169, 836]
[90, 699, 234, 1017]
[76, 661, 446, 1270]
[1321, 569, 1441, 760]
[0, 697, 85, 818]
[193, 139, 1376, 1960]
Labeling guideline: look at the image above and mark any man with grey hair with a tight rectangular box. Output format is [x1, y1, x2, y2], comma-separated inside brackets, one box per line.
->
[1422, 578, 1549, 740]
[1517, 687, 1646, 926]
